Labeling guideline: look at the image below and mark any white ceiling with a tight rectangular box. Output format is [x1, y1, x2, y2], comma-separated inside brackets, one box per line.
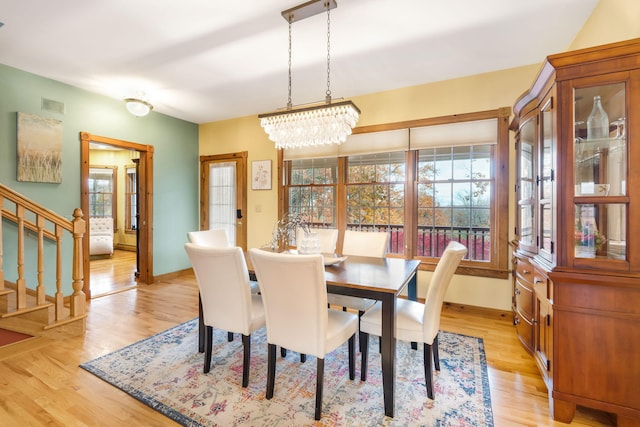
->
[0, 0, 599, 124]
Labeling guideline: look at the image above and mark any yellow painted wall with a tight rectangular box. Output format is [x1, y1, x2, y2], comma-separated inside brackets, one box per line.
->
[569, 0, 640, 50]
[198, 0, 639, 310]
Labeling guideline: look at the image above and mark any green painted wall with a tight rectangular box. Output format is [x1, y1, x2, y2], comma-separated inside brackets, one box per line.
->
[0, 64, 199, 293]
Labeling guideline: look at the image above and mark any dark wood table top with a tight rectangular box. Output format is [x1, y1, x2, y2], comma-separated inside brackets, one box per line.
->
[246, 250, 420, 295]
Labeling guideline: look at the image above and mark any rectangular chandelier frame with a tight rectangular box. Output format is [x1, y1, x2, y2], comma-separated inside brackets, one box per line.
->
[258, 99, 360, 120]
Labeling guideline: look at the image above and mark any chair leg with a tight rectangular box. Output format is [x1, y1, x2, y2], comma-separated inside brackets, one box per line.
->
[423, 343, 434, 399]
[348, 333, 355, 380]
[204, 325, 213, 374]
[315, 358, 325, 420]
[281, 347, 287, 357]
[300, 354, 306, 363]
[228, 332, 234, 342]
[241, 334, 250, 388]
[267, 343, 276, 399]
[432, 334, 440, 371]
[198, 296, 205, 353]
[360, 332, 369, 381]
[358, 310, 365, 352]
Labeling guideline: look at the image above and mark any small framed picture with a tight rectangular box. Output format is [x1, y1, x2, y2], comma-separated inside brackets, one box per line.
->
[252, 160, 271, 190]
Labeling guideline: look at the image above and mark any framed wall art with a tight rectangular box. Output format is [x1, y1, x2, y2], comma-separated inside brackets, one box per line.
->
[251, 160, 271, 190]
[17, 112, 63, 183]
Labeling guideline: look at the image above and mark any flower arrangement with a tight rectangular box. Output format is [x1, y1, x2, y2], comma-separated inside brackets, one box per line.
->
[268, 212, 311, 251]
[574, 226, 607, 251]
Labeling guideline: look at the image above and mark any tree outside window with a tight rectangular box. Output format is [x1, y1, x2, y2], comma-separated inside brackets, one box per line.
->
[88, 166, 116, 225]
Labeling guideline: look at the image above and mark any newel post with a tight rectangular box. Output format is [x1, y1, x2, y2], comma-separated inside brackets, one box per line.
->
[70, 208, 86, 317]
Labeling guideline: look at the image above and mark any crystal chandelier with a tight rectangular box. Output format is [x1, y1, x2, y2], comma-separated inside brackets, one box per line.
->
[259, 0, 360, 150]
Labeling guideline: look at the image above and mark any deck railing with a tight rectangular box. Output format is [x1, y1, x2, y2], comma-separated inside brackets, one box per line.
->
[0, 183, 86, 332]
[339, 223, 491, 261]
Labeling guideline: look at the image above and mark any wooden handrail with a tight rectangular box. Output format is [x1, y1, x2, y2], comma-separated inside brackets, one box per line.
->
[0, 183, 86, 332]
[0, 184, 73, 232]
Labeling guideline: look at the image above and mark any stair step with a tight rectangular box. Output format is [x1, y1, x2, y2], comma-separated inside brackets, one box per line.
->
[1, 302, 53, 319]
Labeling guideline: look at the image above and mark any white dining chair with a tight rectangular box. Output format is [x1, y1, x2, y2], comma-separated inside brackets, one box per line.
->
[249, 248, 358, 421]
[187, 228, 230, 247]
[184, 243, 266, 387]
[328, 230, 389, 349]
[187, 228, 259, 292]
[341, 229, 389, 258]
[296, 227, 339, 254]
[187, 228, 259, 347]
[359, 241, 467, 399]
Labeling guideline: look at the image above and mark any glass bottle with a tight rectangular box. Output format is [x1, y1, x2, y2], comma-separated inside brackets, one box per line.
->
[586, 95, 609, 140]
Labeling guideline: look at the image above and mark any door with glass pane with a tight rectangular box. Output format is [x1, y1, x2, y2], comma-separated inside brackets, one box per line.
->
[200, 152, 247, 249]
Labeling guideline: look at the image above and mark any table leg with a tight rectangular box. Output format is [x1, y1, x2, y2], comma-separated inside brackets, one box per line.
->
[408, 273, 418, 350]
[380, 293, 397, 418]
[198, 294, 204, 353]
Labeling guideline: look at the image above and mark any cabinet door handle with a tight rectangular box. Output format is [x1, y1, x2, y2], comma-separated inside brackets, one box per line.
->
[522, 270, 531, 274]
[514, 316, 520, 325]
[515, 288, 521, 295]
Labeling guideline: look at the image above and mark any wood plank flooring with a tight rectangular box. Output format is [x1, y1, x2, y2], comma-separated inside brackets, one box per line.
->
[90, 249, 138, 297]
[0, 263, 616, 426]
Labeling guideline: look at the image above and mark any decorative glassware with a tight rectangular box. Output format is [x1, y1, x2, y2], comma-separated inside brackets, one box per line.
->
[586, 95, 609, 140]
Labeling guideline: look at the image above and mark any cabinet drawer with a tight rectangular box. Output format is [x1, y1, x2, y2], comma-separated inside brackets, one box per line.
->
[515, 258, 534, 284]
[515, 279, 534, 319]
[514, 310, 534, 352]
[533, 270, 550, 300]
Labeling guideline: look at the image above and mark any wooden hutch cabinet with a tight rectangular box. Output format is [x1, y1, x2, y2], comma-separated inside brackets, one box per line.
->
[511, 38, 640, 426]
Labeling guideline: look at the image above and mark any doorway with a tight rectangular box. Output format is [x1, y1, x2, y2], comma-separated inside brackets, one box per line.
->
[199, 152, 248, 249]
[80, 132, 154, 299]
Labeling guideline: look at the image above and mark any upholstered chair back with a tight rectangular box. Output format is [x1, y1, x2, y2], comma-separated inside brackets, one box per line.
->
[421, 241, 467, 344]
[249, 249, 331, 358]
[341, 230, 388, 257]
[185, 243, 262, 335]
[187, 228, 230, 247]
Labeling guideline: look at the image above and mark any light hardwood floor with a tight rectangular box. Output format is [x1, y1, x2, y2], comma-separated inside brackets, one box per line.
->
[0, 269, 615, 426]
[90, 249, 138, 297]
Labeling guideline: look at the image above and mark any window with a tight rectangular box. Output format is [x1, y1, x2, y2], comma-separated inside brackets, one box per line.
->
[88, 166, 116, 223]
[125, 164, 137, 233]
[288, 158, 337, 226]
[282, 109, 510, 278]
[417, 145, 492, 261]
[346, 152, 405, 254]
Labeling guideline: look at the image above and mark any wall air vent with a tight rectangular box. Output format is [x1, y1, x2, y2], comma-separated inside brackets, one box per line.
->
[42, 98, 65, 114]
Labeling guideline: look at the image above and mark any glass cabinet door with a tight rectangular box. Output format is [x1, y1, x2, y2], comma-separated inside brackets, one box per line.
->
[518, 116, 536, 253]
[573, 83, 627, 260]
[539, 97, 554, 261]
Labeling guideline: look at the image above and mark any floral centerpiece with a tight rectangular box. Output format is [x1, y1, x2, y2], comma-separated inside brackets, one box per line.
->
[268, 212, 311, 251]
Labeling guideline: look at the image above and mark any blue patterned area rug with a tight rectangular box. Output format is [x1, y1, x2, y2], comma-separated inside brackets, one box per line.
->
[80, 319, 493, 426]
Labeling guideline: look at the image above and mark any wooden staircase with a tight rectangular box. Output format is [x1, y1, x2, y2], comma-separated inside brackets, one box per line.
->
[0, 183, 86, 337]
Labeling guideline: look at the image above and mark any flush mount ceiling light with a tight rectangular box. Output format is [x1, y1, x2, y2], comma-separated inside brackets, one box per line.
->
[259, 0, 360, 150]
[125, 97, 153, 117]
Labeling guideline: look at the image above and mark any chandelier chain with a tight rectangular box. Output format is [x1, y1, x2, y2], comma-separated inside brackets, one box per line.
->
[326, 4, 331, 101]
[259, 0, 360, 150]
[287, 18, 293, 109]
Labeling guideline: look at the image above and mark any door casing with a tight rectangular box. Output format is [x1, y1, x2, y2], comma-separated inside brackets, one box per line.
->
[80, 132, 154, 298]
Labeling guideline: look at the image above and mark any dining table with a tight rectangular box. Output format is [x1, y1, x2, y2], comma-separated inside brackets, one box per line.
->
[197, 251, 421, 418]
